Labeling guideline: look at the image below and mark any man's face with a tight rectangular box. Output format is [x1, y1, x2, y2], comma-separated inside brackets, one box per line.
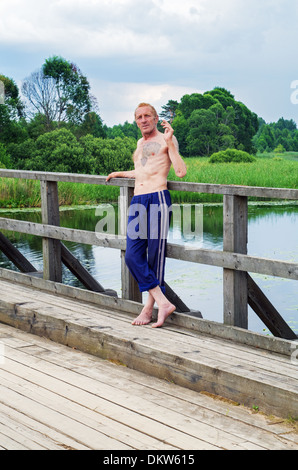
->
[135, 106, 158, 136]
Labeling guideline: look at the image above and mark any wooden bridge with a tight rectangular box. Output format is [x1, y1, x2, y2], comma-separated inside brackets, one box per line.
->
[0, 169, 297, 449]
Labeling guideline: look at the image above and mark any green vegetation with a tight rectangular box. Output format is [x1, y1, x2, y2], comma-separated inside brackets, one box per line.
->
[209, 149, 256, 164]
[168, 152, 298, 203]
[253, 117, 298, 153]
[1, 56, 298, 208]
[172, 88, 259, 156]
[1, 152, 297, 208]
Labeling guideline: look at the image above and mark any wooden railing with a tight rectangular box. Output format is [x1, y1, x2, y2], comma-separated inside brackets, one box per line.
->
[0, 169, 297, 340]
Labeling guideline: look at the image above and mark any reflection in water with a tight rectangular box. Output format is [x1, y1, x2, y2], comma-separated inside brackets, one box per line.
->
[0, 203, 297, 335]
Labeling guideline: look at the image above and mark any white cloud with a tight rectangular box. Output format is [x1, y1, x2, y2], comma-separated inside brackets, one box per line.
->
[91, 80, 199, 126]
[0, 0, 172, 58]
[1, 0, 298, 125]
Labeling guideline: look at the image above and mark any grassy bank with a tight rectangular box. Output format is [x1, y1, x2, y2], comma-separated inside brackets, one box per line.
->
[0, 152, 297, 208]
[169, 153, 298, 203]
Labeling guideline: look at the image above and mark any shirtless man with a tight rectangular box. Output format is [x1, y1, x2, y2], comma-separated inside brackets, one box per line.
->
[106, 103, 187, 327]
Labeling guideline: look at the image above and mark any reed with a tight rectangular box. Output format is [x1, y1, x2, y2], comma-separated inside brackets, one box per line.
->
[0, 154, 297, 208]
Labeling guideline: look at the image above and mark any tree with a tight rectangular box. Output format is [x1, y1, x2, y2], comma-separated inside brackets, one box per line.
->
[23, 128, 87, 173]
[22, 56, 97, 129]
[0, 74, 24, 119]
[253, 118, 298, 152]
[0, 75, 27, 145]
[172, 113, 189, 156]
[159, 100, 179, 123]
[186, 109, 218, 156]
[0, 142, 12, 168]
[179, 93, 217, 119]
[170, 88, 259, 156]
[104, 121, 141, 140]
[74, 112, 106, 139]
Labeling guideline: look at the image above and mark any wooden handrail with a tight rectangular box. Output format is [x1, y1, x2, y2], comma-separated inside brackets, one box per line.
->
[1, 168, 298, 199]
[0, 169, 297, 339]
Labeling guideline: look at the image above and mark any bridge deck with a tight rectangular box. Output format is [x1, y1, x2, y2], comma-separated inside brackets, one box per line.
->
[0, 277, 297, 450]
[0, 322, 297, 450]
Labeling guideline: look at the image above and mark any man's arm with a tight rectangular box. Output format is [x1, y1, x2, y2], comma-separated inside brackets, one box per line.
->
[106, 169, 136, 182]
[161, 121, 187, 178]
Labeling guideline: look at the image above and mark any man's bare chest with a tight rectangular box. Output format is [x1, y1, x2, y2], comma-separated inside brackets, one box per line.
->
[136, 140, 168, 168]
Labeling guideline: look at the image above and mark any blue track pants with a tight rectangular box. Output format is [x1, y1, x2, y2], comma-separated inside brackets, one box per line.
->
[125, 190, 172, 293]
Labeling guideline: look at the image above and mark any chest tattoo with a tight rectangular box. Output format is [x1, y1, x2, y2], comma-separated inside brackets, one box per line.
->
[141, 142, 161, 166]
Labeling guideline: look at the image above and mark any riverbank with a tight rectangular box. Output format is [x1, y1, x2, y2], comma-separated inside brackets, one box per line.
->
[0, 153, 297, 208]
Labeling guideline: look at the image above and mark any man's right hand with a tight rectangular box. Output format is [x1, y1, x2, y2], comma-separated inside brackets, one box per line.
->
[106, 172, 118, 182]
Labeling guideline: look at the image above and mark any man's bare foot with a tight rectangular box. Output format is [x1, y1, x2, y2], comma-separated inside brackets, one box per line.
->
[132, 306, 153, 326]
[151, 302, 175, 328]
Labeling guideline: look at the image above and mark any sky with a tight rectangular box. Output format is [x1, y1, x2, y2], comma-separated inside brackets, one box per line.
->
[1, 0, 298, 127]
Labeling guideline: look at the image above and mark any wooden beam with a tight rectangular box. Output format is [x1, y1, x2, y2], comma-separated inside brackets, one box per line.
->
[0, 217, 298, 280]
[119, 187, 142, 303]
[60, 243, 117, 297]
[0, 232, 37, 273]
[1, 169, 298, 199]
[165, 281, 202, 317]
[0, 267, 295, 357]
[223, 195, 248, 329]
[247, 275, 297, 340]
[40, 180, 62, 283]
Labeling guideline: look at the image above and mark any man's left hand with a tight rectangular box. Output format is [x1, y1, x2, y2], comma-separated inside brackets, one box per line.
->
[161, 120, 174, 142]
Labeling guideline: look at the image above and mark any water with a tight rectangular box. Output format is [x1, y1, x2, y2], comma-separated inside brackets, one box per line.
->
[0, 203, 297, 335]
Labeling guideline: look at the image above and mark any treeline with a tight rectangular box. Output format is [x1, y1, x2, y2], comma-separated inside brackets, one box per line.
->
[1, 56, 298, 174]
[252, 117, 298, 153]
[167, 89, 259, 156]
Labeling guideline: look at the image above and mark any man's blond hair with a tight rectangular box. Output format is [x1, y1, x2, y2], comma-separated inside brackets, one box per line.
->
[135, 103, 158, 119]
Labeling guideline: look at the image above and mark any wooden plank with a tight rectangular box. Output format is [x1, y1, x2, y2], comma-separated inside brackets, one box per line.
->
[223, 195, 248, 328]
[0, 270, 295, 357]
[0, 218, 126, 250]
[3, 286, 295, 382]
[1, 216, 297, 283]
[1, 327, 297, 449]
[1, 169, 298, 199]
[33, 331, 297, 447]
[0, 402, 89, 450]
[40, 180, 62, 283]
[1, 354, 218, 450]
[0, 231, 37, 273]
[0, 379, 131, 450]
[60, 243, 117, 297]
[2, 283, 295, 382]
[167, 244, 298, 281]
[0, 418, 46, 449]
[0, 286, 297, 420]
[119, 186, 142, 302]
[165, 281, 202, 316]
[1, 217, 298, 280]
[247, 274, 297, 340]
[0, 323, 297, 450]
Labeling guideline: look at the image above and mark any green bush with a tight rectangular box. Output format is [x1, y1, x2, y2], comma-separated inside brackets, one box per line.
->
[0, 143, 12, 168]
[209, 148, 256, 163]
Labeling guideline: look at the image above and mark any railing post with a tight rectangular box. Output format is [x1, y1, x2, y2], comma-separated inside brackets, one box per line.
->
[223, 195, 248, 328]
[119, 186, 142, 302]
[40, 180, 62, 283]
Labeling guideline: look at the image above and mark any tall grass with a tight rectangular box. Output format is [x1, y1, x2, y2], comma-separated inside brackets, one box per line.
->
[169, 155, 298, 203]
[0, 153, 297, 208]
